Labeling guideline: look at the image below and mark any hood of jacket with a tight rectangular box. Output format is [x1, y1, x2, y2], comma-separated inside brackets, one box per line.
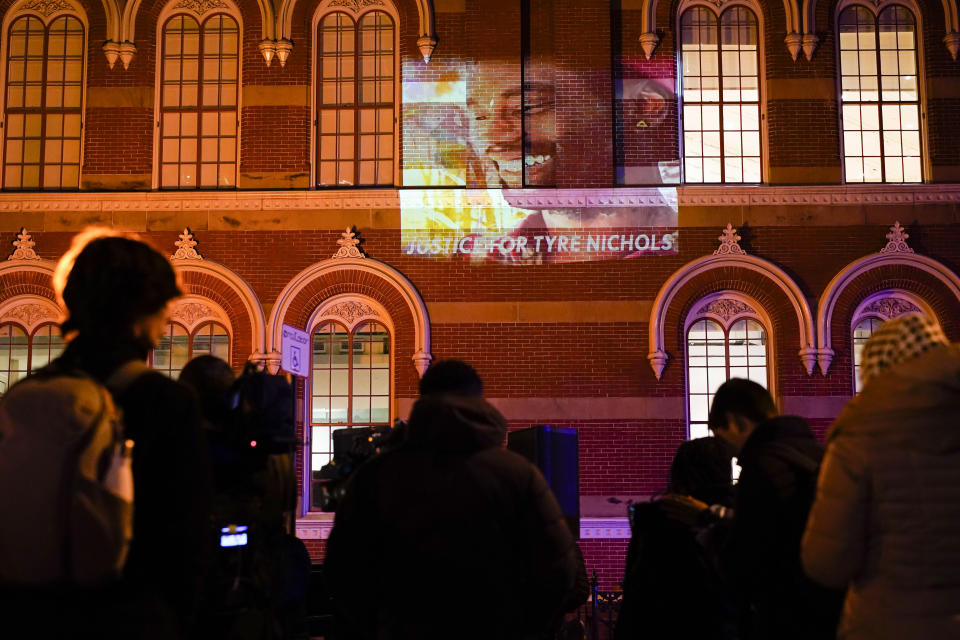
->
[829, 344, 960, 454]
[739, 415, 818, 464]
[405, 393, 508, 454]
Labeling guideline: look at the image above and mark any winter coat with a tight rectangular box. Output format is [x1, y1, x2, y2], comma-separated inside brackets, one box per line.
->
[724, 416, 843, 640]
[802, 345, 960, 640]
[324, 393, 580, 640]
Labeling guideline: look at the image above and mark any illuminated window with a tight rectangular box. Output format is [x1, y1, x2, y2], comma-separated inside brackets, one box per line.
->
[3, 14, 84, 190]
[316, 10, 395, 186]
[159, 12, 238, 189]
[687, 310, 768, 439]
[839, 5, 922, 183]
[850, 292, 931, 392]
[0, 322, 64, 394]
[679, 5, 761, 183]
[310, 321, 390, 506]
[151, 321, 229, 377]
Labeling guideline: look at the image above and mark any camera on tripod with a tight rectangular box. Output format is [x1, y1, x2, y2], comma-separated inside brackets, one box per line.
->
[313, 419, 407, 512]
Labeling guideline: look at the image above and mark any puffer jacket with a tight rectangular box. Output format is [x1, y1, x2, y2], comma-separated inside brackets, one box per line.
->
[324, 394, 580, 640]
[802, 344, 960, 640]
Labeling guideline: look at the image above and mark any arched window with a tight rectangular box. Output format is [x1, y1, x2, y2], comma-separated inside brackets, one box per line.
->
[315, 7, 396, 187]
[838, 3, 922, 183]
[309, 320, 390, 507]
[850, 291, 932, 392]
[2, 7, 85, 190]
[157, 6, 239, 189]
[679, 4, 761, 183]
[151, 321, 230, 377]
[686, 297, 769, 439]
[0, 322, 64, 394]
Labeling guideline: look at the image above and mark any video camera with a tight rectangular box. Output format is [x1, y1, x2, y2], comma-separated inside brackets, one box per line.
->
[312, 419, 406, 512]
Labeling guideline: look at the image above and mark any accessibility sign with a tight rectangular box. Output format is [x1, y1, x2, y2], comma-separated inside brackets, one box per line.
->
[280, 324, 310, 377]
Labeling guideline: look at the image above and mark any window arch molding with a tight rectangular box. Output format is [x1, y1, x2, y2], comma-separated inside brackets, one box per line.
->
[833, 0, 931, 183]
[0, 293, 61, 333]
[310, 0, 401, 187]
[0, 0, 88, 190]
[649, 249, 816, 380]
[268, 255, 431, 377]
[151, 0, 243, 190]
[172, 260, 267, 362]
[675, 0, 768, 184]
[816, 252, 960, 374]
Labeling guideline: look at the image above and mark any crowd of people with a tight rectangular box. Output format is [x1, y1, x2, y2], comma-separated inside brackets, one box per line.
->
[0, 228, 958, 640]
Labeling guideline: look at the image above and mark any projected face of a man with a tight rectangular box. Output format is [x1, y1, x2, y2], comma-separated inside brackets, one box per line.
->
[466, 61, 556, 187]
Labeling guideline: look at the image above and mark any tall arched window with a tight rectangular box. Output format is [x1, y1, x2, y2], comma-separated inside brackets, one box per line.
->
[151, 321, 230, 377]
[0, 322, 64, 394]
[686, 297, 769, 439]
[838, 3, 922, 183]
[2, 7, 85, 190]
[310, 320, 390, 508]
[158, 6, 239, 189]
[850, 291, 931, 392]
[679, 4, 761, 183]
[315, 7, 395, 187]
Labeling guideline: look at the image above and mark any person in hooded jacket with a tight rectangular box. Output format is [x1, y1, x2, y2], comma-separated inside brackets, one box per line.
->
[324, 359, 580, 640]
[802, 314, 960, 640]
[708, 378, 843, 640]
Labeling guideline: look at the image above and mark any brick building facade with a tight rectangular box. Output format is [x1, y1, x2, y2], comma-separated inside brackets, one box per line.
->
[1, 0, 959, 589]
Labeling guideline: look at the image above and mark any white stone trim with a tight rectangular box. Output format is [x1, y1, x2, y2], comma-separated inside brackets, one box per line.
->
[172, 260, 267, 359]
[167, 294, 232, 335]
[267, 256, 431, 377]
[295, 515, 634, 541]
[649, 252, 816, 379]
[0, 294, 62, 333]
[816, 253, 960, 374]
[1, 186, 959, 213]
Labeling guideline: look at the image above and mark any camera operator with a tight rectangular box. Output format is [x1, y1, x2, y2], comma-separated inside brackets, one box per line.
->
[324, 360, 580, 640]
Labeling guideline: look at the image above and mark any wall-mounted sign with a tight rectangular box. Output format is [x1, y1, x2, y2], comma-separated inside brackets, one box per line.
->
[281, 324, 310, 377]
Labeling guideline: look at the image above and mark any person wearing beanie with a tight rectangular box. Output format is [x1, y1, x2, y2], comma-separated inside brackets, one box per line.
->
[51, 230, 212, 638]
[325, 359, 580, 640]
[802, 314, 960, 640]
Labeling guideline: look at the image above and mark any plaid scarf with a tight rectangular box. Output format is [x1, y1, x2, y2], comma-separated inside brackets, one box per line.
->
[860, 313, 948, 387]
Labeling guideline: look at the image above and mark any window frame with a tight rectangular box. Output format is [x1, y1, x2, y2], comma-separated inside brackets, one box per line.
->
[684, 292, 773, 440]
[310, 0, 400, 188]
[835, 0, 929, 184]
[0, 320, 65, 394]
[152, 0, 242, 190]
[0, 3, 88, 191]
[849, 288, 934, 392]
[303, 295, 394, 514]
[149, 319, 231, 377]
[676, 0, 767, 185]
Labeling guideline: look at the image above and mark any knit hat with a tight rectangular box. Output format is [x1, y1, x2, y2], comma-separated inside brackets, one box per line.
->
[859, 313, 948, 387]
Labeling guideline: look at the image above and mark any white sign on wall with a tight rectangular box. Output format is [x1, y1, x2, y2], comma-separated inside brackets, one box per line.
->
[280, 324, 310, 377]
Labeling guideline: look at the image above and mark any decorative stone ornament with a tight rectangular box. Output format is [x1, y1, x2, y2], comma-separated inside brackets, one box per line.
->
[0, 303, 55, 326]
[417, 36, 438, 63]
[696, 298, 756, 322]
[802, 34, 820, 61]
[8, 228, 40, 261]
[714, 223, 746, 256]
[880, 221, 913, 254]
[785, 32, 803, 61]
[173, 0, 229, 15]
[862, 296, 921, 319]
[638, 32, 660, 59]
[332, 228, 365, 259]
[21, 0, 73, 15]
[326, 300, 380, 324]
[171, 228, 204, 261]
[329, 0, 385, 11]
[946, 31, 960, 61]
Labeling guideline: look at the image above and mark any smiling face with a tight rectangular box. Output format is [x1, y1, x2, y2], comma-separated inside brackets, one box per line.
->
[466, 60, 557, 187]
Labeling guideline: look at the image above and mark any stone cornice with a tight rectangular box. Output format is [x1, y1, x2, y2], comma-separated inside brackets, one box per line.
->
[1, 185, 959, 214]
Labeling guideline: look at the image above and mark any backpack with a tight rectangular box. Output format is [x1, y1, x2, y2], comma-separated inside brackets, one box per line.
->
[0, 361, 143, 587]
